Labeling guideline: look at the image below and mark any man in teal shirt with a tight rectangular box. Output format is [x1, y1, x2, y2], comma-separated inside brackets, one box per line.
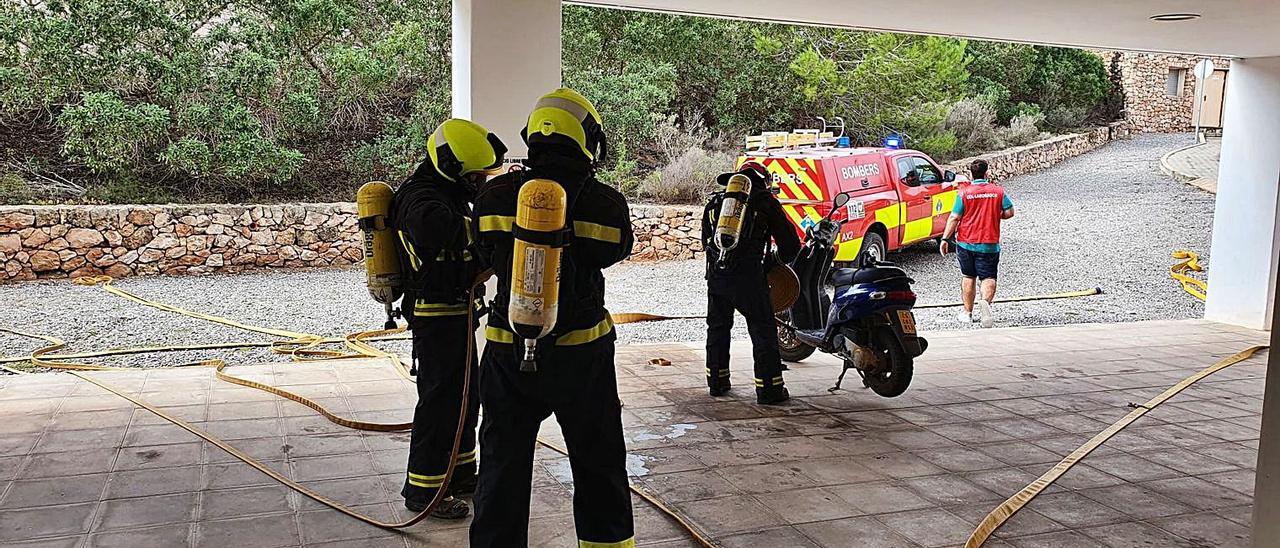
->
[940, 159, 1015, 327]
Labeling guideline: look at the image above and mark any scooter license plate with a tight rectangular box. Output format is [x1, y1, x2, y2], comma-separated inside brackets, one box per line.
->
[897, 310, 917, 335]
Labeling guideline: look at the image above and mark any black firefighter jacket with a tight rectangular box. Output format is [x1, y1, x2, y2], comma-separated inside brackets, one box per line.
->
[703, 181, 801, 290]
[472, 147, 633, 345]
[389, 163, 485, 328]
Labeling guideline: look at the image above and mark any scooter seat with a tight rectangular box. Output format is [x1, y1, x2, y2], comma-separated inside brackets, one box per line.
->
[831, 264, 910, 287]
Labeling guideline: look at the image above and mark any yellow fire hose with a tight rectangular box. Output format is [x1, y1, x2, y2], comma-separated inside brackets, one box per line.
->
[0, 248, 1233, 544]
[1170, 250, 1208, 301]
[965, 344, 1266, 546]
[4, 276, 475, 527]
[0, 277, 715, 545]
[609, 287, 1103, 324]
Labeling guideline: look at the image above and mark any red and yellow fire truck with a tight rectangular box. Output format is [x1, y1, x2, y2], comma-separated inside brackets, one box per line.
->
[738, 129, 967, 263]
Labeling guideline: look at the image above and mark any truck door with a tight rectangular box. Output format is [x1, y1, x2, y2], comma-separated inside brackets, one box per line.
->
[907, 156, 958, 236]
[892, 156, 934, 245]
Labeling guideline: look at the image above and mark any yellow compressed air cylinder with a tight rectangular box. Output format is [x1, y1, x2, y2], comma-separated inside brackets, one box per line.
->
[714, 173, 753, 258]
[509, 178, 567, 343]
[356, 181, 401, 305]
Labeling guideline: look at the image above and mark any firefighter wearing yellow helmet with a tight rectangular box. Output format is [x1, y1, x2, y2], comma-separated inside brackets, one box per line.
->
[469, 89, 635, 548]
[703, 162, 800, 404]
[389, 118, 506, 519]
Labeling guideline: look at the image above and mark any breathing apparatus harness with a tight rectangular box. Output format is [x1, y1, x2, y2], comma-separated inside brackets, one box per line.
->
[501, 153, 599, 373]
[709, 163, 771, 273]
[506, 90, 608, 373]
[713, 173, 754, 270]
[358, 120, 506, 332]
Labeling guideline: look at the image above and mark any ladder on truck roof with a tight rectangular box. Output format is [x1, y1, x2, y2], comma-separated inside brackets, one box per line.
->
[744, 117, 845, 151]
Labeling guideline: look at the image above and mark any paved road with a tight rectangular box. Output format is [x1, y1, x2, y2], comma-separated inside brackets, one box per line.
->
[0, 133, 1213, 367]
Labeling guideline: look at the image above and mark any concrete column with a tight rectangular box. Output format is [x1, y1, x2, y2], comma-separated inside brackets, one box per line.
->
[452, 0, 562, 159]
[1241, 55, 1280, 548]
[1256, 321, 1280, 546]
[1205, 57, 1280, 330]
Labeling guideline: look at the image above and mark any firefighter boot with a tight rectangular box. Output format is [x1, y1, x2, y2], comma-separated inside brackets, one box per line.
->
[756, 385, 790, 405]
[406, 495, 470, 519]
[709, 376, 731, 397]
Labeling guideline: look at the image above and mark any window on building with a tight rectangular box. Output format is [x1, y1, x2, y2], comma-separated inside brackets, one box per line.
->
[1166, 68, 1187, 96]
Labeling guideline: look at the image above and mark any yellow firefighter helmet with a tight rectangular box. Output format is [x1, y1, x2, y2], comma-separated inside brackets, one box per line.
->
[521, 88, 607, 162]
[427, 118, 508, 182]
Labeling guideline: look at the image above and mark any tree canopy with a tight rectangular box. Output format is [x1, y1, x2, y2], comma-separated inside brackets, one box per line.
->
[0, 1, 1114, 204]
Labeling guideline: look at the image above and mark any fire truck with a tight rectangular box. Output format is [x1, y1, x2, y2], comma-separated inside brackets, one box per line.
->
[738, 122, 967, 263]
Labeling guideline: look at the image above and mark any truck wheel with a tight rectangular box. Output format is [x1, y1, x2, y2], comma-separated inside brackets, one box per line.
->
[777, 318, 816, 362]
[858, 232, 887, 265]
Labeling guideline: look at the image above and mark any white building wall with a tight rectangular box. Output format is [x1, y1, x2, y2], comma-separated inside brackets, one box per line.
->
[1204, 57, 1280, 330]
[452, 0, 562, 159]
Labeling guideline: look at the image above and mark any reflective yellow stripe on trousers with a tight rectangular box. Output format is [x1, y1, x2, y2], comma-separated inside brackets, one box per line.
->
[414, 301, 469, 317]
[579, 538, 636, 548]
[407, 471, 445, 488]
[753, 375, 784, 387]
[484, 316, 614, 346]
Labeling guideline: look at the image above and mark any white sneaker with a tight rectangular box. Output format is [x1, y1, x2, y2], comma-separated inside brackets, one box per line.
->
[956, 310, 972, 324]
[978, 300, 994, 328]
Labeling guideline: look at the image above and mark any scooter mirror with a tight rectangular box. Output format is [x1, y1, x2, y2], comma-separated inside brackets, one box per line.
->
[832, 192, 851, 208]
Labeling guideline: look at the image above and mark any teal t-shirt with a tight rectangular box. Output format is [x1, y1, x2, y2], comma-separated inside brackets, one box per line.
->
[951, 179, 1013, 253]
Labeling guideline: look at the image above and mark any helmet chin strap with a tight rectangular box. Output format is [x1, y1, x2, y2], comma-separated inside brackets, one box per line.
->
[593, 131, 609, 167]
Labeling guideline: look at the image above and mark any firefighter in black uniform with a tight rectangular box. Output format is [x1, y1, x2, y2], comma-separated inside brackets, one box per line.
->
[469, 88, 635, 548]
[389, 118, 506, 519]
[703, 162, 801, 404]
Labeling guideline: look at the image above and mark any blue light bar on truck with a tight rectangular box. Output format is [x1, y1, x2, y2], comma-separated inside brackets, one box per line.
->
[883, 133, 903, 149]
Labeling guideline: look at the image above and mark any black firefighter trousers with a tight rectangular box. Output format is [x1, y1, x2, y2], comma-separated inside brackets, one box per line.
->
[401, 315, 480, 504]
[469, 338, 634, 548]
[706, 275, 786, 391]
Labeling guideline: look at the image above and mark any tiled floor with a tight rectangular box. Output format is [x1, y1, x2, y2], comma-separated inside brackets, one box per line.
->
[0, 319, 1267, 547]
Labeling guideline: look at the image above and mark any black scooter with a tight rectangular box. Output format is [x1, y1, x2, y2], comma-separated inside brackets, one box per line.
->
[777, 192, 927, 397]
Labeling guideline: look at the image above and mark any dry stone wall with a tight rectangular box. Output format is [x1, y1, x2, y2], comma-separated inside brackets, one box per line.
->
[943, 123, 1130, 182]
[0, 204, 362, 281]
[0, 123, 1129, 282]
[630, 204, 704, 262]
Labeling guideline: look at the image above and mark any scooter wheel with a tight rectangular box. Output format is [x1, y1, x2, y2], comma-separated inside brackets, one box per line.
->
[862, 327, 913, 397]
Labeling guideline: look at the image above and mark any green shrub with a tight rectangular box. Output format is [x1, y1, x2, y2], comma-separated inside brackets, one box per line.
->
[1044, 106, 1089, 130]
[83, 177, 173, 204]
[945, 98, 1002, 158]
[967, 41, 1113, 128]
[160, 139, 214, 176]
[0, 2, 1121, 204]
[0, 171, 31, 204]
[57, 92, 169, 174]
[638, 147, 734, 204]
[597, 141, 642, 197]
[998, 112, 1047, 147]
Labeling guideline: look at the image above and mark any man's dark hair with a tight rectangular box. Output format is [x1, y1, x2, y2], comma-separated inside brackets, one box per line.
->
[969, 159, 989, 180]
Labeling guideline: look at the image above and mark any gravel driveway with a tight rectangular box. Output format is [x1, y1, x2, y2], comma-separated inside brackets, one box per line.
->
[614, 132, 1215, 343]
[0, 133, 1211, 368]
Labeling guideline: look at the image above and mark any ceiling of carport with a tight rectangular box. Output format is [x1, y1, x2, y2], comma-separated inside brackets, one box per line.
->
[569, 0, 1279, 58]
